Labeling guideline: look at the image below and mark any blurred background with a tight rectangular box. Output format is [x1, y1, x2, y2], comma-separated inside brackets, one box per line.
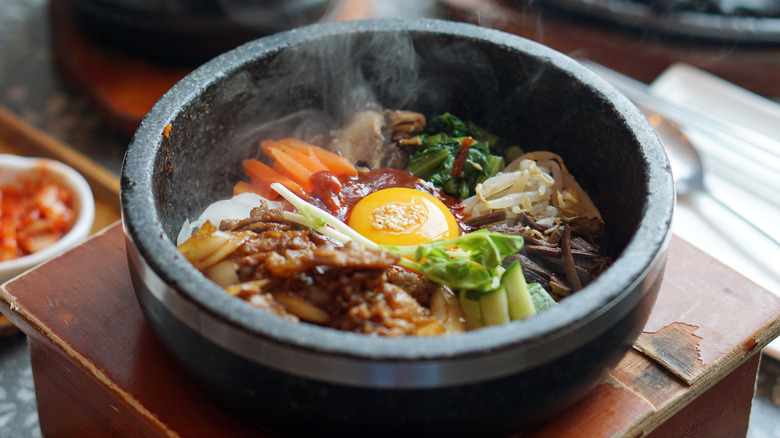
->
[1, 0, 779, 436]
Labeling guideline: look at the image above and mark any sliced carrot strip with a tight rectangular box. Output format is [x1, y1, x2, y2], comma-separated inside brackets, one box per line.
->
[262, 140, 328, 176]
[259, 143, 316, 191]
[270, 161, 311, 194]
[277, 137, 358, 177]
[273, 138, 323, 163]
[233, 180, 278, 199]
[242, 159, 308, 198]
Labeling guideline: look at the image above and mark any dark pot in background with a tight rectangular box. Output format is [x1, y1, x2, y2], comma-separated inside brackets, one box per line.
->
[121, 18, 674, 437]
[68, 0, 336, 64]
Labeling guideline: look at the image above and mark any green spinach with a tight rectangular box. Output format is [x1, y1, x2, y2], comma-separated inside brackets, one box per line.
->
[406, 113, 505, 199]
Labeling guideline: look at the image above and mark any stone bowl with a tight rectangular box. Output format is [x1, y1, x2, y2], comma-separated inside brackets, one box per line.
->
[121, 18, 674, 437]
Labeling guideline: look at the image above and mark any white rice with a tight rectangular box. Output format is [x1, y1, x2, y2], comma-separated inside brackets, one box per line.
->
[177, 192, 281, 246]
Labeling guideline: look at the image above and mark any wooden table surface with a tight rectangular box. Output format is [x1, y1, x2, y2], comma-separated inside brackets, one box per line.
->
[4, 1, 780, 435]
[1, 223, 778, 437]
[5, 4, 780, 432]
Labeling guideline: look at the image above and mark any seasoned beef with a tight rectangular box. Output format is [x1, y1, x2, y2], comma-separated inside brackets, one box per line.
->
[329, 108, 427, 170]
[211, 208, 443, 336]
[332, 110, 387, 168]
[485, 213, 612, 298]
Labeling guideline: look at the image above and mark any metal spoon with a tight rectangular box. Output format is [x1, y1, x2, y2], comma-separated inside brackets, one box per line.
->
[643, 110, 780, 246]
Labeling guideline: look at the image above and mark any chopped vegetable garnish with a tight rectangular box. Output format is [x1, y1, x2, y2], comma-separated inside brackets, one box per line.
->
[181, 109, 608, 335]
[240, 159, 308, 200]
[235, 140, 357, 199]
[271, 182, 524, 296]
[276, 137, 357, 177]
[406, 113, 505, 199]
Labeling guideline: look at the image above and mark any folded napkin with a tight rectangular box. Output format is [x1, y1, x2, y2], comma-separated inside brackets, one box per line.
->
[649, 64, 780, 354]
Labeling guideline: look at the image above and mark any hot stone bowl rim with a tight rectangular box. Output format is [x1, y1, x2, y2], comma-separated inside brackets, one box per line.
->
[121, 18, 674, 363]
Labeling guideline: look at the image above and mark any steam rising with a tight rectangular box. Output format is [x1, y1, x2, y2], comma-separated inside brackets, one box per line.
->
[209, 29, 500, 161]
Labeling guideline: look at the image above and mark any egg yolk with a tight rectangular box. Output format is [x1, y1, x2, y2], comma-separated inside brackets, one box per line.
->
[347, 188, 460, 246]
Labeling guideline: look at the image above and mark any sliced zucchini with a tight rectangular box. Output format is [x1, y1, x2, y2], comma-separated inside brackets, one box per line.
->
[479, 286, 511, 327]
[459, 290, 484, 330]
[502, 260, 537, 320]
[528, 282, 558, 312]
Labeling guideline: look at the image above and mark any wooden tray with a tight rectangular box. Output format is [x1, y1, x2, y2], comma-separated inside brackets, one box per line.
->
[1, 224, 779, 437]
[0, 104, 121, 335]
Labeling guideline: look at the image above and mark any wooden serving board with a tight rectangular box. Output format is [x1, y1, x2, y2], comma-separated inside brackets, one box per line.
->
[0, 223, 778, 437]
[0, 103, 121, 335]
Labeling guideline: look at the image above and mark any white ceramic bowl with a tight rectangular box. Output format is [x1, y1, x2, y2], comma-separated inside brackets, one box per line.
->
[0, 154, 95, 283]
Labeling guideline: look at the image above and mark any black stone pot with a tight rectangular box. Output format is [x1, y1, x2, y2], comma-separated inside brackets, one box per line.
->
[121, 19, 674, 437]
[68, 0, 335, 64]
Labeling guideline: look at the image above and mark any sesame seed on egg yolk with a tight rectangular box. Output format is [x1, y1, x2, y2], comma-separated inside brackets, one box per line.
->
[347, 187, 460, 246]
